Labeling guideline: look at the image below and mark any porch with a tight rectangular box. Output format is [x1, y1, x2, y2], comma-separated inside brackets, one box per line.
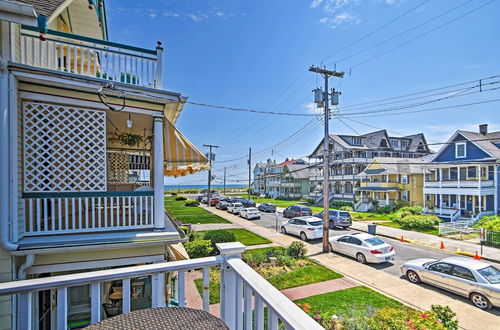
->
[424, 193, 495, 221]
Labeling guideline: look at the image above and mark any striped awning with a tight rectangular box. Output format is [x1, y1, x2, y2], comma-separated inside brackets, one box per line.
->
[163, 119, 209, 177]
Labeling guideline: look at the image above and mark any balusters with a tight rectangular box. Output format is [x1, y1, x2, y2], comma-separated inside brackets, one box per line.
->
[202, 267, 210, 312]
[178, 270, 186, 307]
[244, 284, 252, 330]
[57, 287, 68, 330]
[91, 283, 101, 323]
[255, 296, 265, 330]
[122, 278, 131, 313]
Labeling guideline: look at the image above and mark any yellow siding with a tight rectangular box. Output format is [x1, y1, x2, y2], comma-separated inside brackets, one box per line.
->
[0, 248, 13, 330]
[408, 174, 424, 206]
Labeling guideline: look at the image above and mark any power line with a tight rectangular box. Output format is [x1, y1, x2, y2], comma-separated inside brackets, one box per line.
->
[186, 101, 316, 117]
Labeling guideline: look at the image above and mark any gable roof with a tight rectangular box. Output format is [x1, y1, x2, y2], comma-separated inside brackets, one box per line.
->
[284, 163, 310, 179]
[431, 129, 500, 161]
[16, 0, 68, 17]
[363, 157, 429, 176]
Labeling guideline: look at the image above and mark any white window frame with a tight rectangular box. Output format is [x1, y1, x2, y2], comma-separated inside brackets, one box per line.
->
[455, 142, 466, 159]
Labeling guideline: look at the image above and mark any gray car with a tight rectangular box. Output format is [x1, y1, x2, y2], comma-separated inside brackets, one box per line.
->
[401, 256, 500, 310]
[314, 209, 352, 229]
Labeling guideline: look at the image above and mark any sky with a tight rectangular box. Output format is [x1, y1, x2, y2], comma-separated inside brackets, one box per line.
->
[106, 0, 500, 185]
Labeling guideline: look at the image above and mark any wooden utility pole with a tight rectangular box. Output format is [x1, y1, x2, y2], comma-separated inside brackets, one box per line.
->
[309, 65, 344, 253]
[203, 144, 219, 207]
[248, 147, 252, 199]
[223, 166, 226, 195]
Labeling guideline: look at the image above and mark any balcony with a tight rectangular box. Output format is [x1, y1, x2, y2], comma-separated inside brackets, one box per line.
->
[280, 182, 301, 188]
[16, 27, 162, 88]
[0, 243, 321, 330]
[423, 180, 495, 196]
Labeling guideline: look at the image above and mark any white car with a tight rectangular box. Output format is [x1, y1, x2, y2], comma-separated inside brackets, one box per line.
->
[227, 202, 244, 215]
[280, 216, 323, 241]
[329, 233, 395, 264]
[239, 208, 261, 220]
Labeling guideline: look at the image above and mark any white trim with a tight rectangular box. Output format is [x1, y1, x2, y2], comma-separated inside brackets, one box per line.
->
[27, 255, 165, 275]
[455, 142, 466, 159]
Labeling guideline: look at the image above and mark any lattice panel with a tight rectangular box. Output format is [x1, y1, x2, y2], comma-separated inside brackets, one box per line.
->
[23, 102, 106, 192]
[107, 152, 129, 183]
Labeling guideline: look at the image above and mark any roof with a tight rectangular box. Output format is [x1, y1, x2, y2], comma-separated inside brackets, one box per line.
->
[284, 163, 310, 179]
[456, 130, 500, 159]
[355, 187, 400, 192]
[440, 256, 490, 270]
[362, 157, 428, 176]
[17, 0, 67, 17]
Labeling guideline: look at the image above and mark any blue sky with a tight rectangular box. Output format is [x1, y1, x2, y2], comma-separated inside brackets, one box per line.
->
[106, 0, 500, 185]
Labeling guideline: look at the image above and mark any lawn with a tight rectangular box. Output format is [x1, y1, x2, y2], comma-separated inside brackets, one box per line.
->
[294, 286, 403, 317]
[194, 274, 220, 305]
[373, 221, 439, 236]
[195, 228, 272, 246]
[164, 197, 229, 224]
[351, 212, 393, 221]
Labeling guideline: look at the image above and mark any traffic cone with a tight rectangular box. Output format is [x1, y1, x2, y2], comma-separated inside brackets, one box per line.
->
[440, 241, 445, 249]
[474, 251, 481, 260]
[400, 235, 404, 242]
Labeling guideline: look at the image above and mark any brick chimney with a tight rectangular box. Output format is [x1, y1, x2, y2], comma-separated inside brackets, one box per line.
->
[479, 124, 488, 135]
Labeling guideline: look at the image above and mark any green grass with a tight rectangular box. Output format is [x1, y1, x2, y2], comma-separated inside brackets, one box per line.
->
[294, 286, 403, 316]
[243, 246, 287, 258]
[351, 212, 393, 221]
[194, 277, 221, 305]
[373, 221, 439, 236]
[195, 228, 272, 246]
[164, 197, 229, 224]
[268, 263, 343, 290]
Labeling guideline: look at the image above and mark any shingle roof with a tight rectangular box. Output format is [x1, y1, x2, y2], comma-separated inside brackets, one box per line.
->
[363, 157, 429, 175]
[456, 130, 500, 159]
[16, 0, 68, 17]
[285, 164, 310, 179]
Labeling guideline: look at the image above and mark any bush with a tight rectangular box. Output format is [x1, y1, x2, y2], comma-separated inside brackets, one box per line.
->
[368, 307, 444, 330]
[392, 206, 424, 221]
[473, 216, 500, 231]
[277, 255, 296, 268]
[330, 201, 353, 209]
[339, 205, 353, 212]
[431, 305, 458, 330]
[170, 192, 177, 196]
[287, 241, 307, 258]
[394, 214, 440, 230]
[242, 252, 268, 268]
[202, 230, 236, 255]
[184, 200, 200, 207]
[394, 199, 410, 209]
[376, 205, 395, 214]
[184, 240, 213, 258]
[175, 196, 187, 201]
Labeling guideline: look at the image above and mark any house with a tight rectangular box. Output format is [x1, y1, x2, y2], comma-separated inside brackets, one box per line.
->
[255, 159, 310, 199]
[423, 124, 499, 221]
[252, 162, 268, 195]
[0, 0, 212, 328]
[308, 129, 431, 205]
[356, 157, 429, 211]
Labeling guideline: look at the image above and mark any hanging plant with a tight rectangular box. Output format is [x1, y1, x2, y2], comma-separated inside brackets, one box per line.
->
[118, 132, 143, 147]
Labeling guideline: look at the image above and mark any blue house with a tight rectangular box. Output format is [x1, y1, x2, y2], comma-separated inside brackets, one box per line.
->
[423, 124, 499, 220]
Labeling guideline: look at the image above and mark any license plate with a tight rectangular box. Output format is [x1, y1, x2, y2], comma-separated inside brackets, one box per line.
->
[385, 256, 393, 261]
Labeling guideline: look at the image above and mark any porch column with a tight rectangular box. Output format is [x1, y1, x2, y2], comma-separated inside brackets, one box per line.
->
[456, 194, 460, 213]
[494, 165, 498, 215]
[478, 165, 482, 215]
[385, 192, 389, 206]
[153, 116, 165, 230]
[457, 166, 461, 189]
[439, 194, 443, 215]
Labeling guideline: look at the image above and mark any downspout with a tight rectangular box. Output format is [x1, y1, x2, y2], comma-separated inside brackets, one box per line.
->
[17, 254, 35, 280]
[0, 58, 18, 251]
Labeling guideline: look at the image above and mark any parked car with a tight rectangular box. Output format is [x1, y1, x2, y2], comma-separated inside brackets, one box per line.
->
[218, 196, 230, 201]
[329, 233, 395, 264]
[229, 196, 246, 203]
[196, 194, 206, 202]
[239, 208, 261, 220]
[242, 199, 256, 207]
[201, 197, 208, 204]
[209, 198, 220, 206]
[283, 205, 313, 218]
[215, 201, 229, 210]
[401, 256, 500, 310]
[314, 209, 352, 229]
[227, 202, 244, 215]
[280, 216, 323, 241]
[258, 203, 276, 213]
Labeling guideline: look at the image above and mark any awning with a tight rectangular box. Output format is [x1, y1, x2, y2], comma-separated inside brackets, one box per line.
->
[163, 119, 209, 177]
[355, 187, 400, 192]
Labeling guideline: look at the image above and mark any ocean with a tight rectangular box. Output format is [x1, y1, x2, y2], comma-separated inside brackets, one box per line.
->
[164, 184, 245, 190]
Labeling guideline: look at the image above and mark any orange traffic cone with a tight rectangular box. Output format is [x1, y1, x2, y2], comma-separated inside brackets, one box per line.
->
[474, 251, 481, 260]
[400, 235, 404, 242]
[440, 241, 445, 249]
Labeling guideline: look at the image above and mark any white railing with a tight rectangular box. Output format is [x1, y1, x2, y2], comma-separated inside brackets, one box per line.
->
[425, 207, 460, 221]
[18, 27, 162, 88]
[438, 220, 478, 236]
[0, 243, 322, 330]
[424, 180, 494, 188]
[23, 191, 154, 235]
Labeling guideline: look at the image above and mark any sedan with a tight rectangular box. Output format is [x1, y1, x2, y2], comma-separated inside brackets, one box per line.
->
[227, 202, 244, 215]
[242, 199, 257, 207]
[402, 256, 500, 310]
[239, 207, 261, 220]
[215, 201, 229, 210]
[258, 203, 276, 213]
[280, 216, 323, 241]
[314, 209, 352, 229]
[329, 233, 395, 264]
[209, 198, 220, 206]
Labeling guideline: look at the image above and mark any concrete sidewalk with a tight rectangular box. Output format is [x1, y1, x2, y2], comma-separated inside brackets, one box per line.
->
[201, 205, 500, 330]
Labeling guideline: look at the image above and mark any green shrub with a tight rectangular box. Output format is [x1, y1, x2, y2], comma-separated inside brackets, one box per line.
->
[376, 206, 395, 214]
[394, 199, 410, 209]
[392, 206, 424, 221]
[330, 201, 353, 209]
[277, 255, 296, 267]
[394, 214, 440, 230]
[202, 230, 236, 255]
[287, 241, 307, 258]
[473, 216, 500, 231]
[431, 305, 458, 330]
[175, 196, 187, 201]
[242, 252, 268, 268]
[184, 200, 200, 207]
[170, 192, 177, 196]
[339, 205, 353, 212]
[184, 240, 213, 258]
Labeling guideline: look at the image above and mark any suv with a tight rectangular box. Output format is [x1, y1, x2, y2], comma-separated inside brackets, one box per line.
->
[258, 203, 276, 213]
[227, 202, 244, 215]
[314, 209, 352, 229]
[241, 199, 256, 207]
[283, 205, 313, 218]
[215, 201, 229, 210]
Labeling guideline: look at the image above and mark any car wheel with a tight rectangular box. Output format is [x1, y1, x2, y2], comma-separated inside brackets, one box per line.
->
[280, 227, 287, 234]
[300, 232, 307, 241]
[342, 226, 349, 230]
[470, 293, 491, 310]
[356, 253, 367, 264]
[406, 270, 421, 283]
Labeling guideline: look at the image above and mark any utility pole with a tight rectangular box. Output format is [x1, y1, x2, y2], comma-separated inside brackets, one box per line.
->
[248, 147, 252, 199]
[203, 144, 219, 207]
[309, 65, 344, 253]
[223, 166, 226, 195]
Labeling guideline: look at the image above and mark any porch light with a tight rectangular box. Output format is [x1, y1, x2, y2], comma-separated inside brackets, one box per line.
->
[127, 113, 133, 128]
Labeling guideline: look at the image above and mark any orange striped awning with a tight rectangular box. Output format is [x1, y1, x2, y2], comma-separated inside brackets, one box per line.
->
[163, 119, 209, 177]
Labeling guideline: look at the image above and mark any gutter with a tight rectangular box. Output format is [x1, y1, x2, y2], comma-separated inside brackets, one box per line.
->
[0, 1, 37, 26]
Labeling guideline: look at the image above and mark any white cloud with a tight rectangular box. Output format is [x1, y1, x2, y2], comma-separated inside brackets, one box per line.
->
[216, 11, 225, 17]
[310, 0, 325, 8]
[187, 13, 204, 22]
[148, 12, 157, 19]
[163, 11, 180, 18]
[319, 12, 361, 28]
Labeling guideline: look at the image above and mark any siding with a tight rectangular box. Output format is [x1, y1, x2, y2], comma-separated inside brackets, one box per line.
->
[0, 248, 13, 330]
[434, 134, 490, 162]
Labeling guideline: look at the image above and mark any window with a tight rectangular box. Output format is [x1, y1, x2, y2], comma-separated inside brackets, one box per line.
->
[478, 266, 500, 284]
[349, 237, 362, 245]
[455, 142, 466, 158]
[401, 140, 409, 147]
[428, 263, 453, 275]
[338, 236, 350, 243]
[352, 137, 362, 145]
[390, 139, 399, 147]
[452, 265, 476, 282]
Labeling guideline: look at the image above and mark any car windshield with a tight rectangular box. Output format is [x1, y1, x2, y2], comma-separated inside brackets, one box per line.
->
[477, 266, 500, 284]
[300, 207, 312, 212]
[234, 203, 243, 207]
[247, 208, 258, 212]
[364, 237, 385, 246]
[307, 221, 323, 226]
[339, 212, 350, 217]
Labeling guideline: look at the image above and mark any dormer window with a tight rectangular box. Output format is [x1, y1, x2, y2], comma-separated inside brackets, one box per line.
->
[352, 137, 362, 145]
[455, 142, 466, 158]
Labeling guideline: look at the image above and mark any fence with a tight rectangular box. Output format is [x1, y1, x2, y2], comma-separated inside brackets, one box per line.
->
[483, 229, 500, 248]
[438, 220, 478, 237]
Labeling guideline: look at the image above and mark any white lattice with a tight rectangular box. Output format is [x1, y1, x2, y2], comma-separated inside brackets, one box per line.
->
[23, 102, 107, 192]
[107, 152, 129, 183]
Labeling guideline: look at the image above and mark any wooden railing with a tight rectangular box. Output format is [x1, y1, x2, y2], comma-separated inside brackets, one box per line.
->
[22, 191, 154, 236]
[0, 243, 322, 330]
[18, 27, 162, 88]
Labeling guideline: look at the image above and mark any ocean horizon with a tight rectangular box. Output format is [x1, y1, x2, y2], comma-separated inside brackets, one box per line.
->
[165, 184, 245, 190]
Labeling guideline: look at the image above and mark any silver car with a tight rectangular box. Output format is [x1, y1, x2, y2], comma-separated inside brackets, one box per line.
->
[401, 256, 500, 310]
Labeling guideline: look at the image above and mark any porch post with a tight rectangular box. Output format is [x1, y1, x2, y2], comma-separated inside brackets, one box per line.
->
[494, 165, 498, 215]
[385, 192, 389, 206]
[457, 166, 461, 189]
[153, 116, 165, 230]
[478, 165, 482, 216]
[155, 42, 164, 89]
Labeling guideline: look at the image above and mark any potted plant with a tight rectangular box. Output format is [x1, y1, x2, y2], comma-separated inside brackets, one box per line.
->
[118, 132, 143, 147]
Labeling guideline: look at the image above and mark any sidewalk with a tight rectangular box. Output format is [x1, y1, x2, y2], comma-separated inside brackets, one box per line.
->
[350, 221, 500, 263]
[201, 205, 500, 330]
